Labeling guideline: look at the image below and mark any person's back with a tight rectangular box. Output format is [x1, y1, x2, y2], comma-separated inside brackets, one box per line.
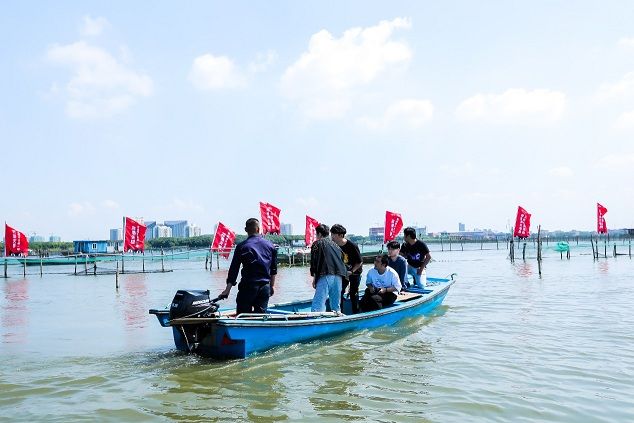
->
[310, 237, 346, 279]
[232, 235, 277, 284]
[310, 224, 346, 313]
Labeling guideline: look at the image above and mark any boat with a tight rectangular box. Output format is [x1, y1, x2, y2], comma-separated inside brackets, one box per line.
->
[149, 275, 456, 359]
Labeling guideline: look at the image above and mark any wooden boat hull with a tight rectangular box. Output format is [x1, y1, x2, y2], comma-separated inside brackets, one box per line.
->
[150, 276, 455, 359]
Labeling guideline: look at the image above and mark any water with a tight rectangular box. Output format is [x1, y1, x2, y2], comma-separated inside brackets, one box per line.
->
[2, 245, 633, 422]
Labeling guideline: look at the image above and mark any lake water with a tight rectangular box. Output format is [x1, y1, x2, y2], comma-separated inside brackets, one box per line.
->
[2, 243, 633, 422]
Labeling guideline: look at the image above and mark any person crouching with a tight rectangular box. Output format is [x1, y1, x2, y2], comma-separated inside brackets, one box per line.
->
[360, 254, 402, 312]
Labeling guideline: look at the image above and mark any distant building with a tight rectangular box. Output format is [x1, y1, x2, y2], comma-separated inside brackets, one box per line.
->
[144, 221, 157, 240]
[109, 228, 122, 241]
[185, 224, 202, 237]
[74, 240, 108, 254]
[414, 226, 427, 238]
[29, 235, 45, 242]
[459, 223, 465, 232]
[369, 227, 384, 241]
[155, 225, 172, 238]
[49, 235, 61, 242]
[280, 223, 293, 236]
[164, 220, 187, 238]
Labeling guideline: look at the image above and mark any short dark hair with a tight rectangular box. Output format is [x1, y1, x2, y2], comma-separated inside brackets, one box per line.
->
[404, 227, 417, 239]
[245, 218, 260, 234]
[387, 240, 400, 249]
[315, 223, 330, 237]
[330, 224, 346, 235]
[376, 254, 389, 266]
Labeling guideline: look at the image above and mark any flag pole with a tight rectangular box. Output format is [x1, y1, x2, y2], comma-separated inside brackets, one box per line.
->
[122, 216, 125, 273]
[3, 222, 7, 278]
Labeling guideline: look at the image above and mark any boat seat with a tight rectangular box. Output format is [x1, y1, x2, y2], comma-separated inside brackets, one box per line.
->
[396, 292, 423, 302]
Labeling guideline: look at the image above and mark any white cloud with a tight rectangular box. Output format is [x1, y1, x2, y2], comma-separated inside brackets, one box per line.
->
[614, 110, 634, 129]
[549, 166, 574, 177]
[248, 50, 277, 73]
[456, 88, 566, 125]
[281, 17, 412, 120]
[439, 162, 474, 177]
[595, 153, 634, 169]
[47, 41, 153, 118]
[597, 72, 634, 101]
[358, 99, 433, 129]
[102, 200, 120, 209]
[68, 202, 96, 216]
[188, 54, 247, 90]
[80, 15, 109, 37]
[617, 37, 634, 48]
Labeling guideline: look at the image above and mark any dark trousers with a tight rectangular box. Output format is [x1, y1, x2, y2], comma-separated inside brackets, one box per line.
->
[342, 274, 361, 314]
[236, 282, 271, 315]
[359, 287, 397, 312]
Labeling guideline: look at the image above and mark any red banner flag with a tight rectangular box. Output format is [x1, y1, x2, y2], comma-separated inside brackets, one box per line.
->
[211, 222, 236, 259]
[597, 203, 608, 234]
[305, 215, 319, 247]
[513, 206, 532, 238]
[4, 224, 29, 256]
[259, 202, 281, 235]
[384, 210, 404, 243]
[124, 217, 147, 252]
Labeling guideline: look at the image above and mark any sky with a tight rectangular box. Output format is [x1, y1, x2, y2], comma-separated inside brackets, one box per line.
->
[2, 1, 634, 240]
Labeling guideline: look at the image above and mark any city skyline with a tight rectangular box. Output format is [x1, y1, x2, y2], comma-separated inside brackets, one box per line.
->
[2, 2, 634, 240]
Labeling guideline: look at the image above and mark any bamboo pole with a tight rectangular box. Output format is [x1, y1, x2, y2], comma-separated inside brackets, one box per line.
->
[216, 251, 220, 269]
[205, 253, 208, 270]
[74, 255, 77, 275]
[84, 255, 88, 274]
[537, 225, 542, 277]
[522, 242, 526, 260]
[115, 260, 119, 289]
[3, 257, 7, 278]
[161, 248, 165, 272]
[121, 252, 125, 274]
[40, 257, 43, 277]
[93, 261, 97, 276]
[142, 251, 145, 273]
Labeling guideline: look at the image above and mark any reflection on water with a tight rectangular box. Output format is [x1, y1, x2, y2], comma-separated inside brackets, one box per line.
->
[2, 278, 29, 343]
[515, 261, 533, 278]
[120, 273, 148, 329]
[597, 260, 610, 274]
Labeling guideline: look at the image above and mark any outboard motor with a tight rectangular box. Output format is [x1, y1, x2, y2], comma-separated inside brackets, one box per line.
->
[169, 289, 219, 320]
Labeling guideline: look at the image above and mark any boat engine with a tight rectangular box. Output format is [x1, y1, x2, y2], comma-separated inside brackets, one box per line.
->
[169, 289, 219, 320]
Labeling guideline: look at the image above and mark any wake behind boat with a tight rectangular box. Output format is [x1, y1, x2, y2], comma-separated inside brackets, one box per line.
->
[149, 275, 456, 359]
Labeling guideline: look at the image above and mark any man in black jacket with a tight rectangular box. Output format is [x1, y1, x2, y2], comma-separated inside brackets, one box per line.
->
[330, 223, 363, 314]
[310, 224, 347, 313]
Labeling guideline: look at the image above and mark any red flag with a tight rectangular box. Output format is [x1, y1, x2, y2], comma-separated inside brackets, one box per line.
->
[211, 222, 236, 259]
[513, 206, 531, 238]
[305, 215, 319, 247]
[4, 224, 29, 256]
[597, 203, 608, 234]
[124, 217, 147, 252]
[259, 202, 281, 235]
[384, 210, 403, 243]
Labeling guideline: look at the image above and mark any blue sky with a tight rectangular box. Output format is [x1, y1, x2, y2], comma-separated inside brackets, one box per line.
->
[2, 1, 634, 240]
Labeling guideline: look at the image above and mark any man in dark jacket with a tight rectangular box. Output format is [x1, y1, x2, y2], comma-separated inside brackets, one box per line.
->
[330, 223, 363, 314]
[310, 223, 347, 313]
[219, 218, 277, 314]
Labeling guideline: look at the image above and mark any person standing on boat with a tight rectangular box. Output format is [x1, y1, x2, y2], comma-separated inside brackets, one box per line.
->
[330, 224, 363, 314]
[310, 223, 347, 313]
[219, 218, 278, 315]
[400, 227, 431, 289]
[360, 254, 402, 311]
[386, 240, 408, 290]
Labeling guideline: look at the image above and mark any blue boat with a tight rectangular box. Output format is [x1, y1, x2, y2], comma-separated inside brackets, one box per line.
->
[149, 275, 456, 359]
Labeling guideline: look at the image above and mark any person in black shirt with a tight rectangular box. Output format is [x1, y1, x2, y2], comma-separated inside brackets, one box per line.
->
[400, 227, 431, 289]
[330, 224, 363, 314]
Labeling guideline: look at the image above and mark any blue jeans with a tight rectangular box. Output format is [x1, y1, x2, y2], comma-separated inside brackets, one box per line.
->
[312, 274, 342, 312]
[407, 265, 426, 288]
